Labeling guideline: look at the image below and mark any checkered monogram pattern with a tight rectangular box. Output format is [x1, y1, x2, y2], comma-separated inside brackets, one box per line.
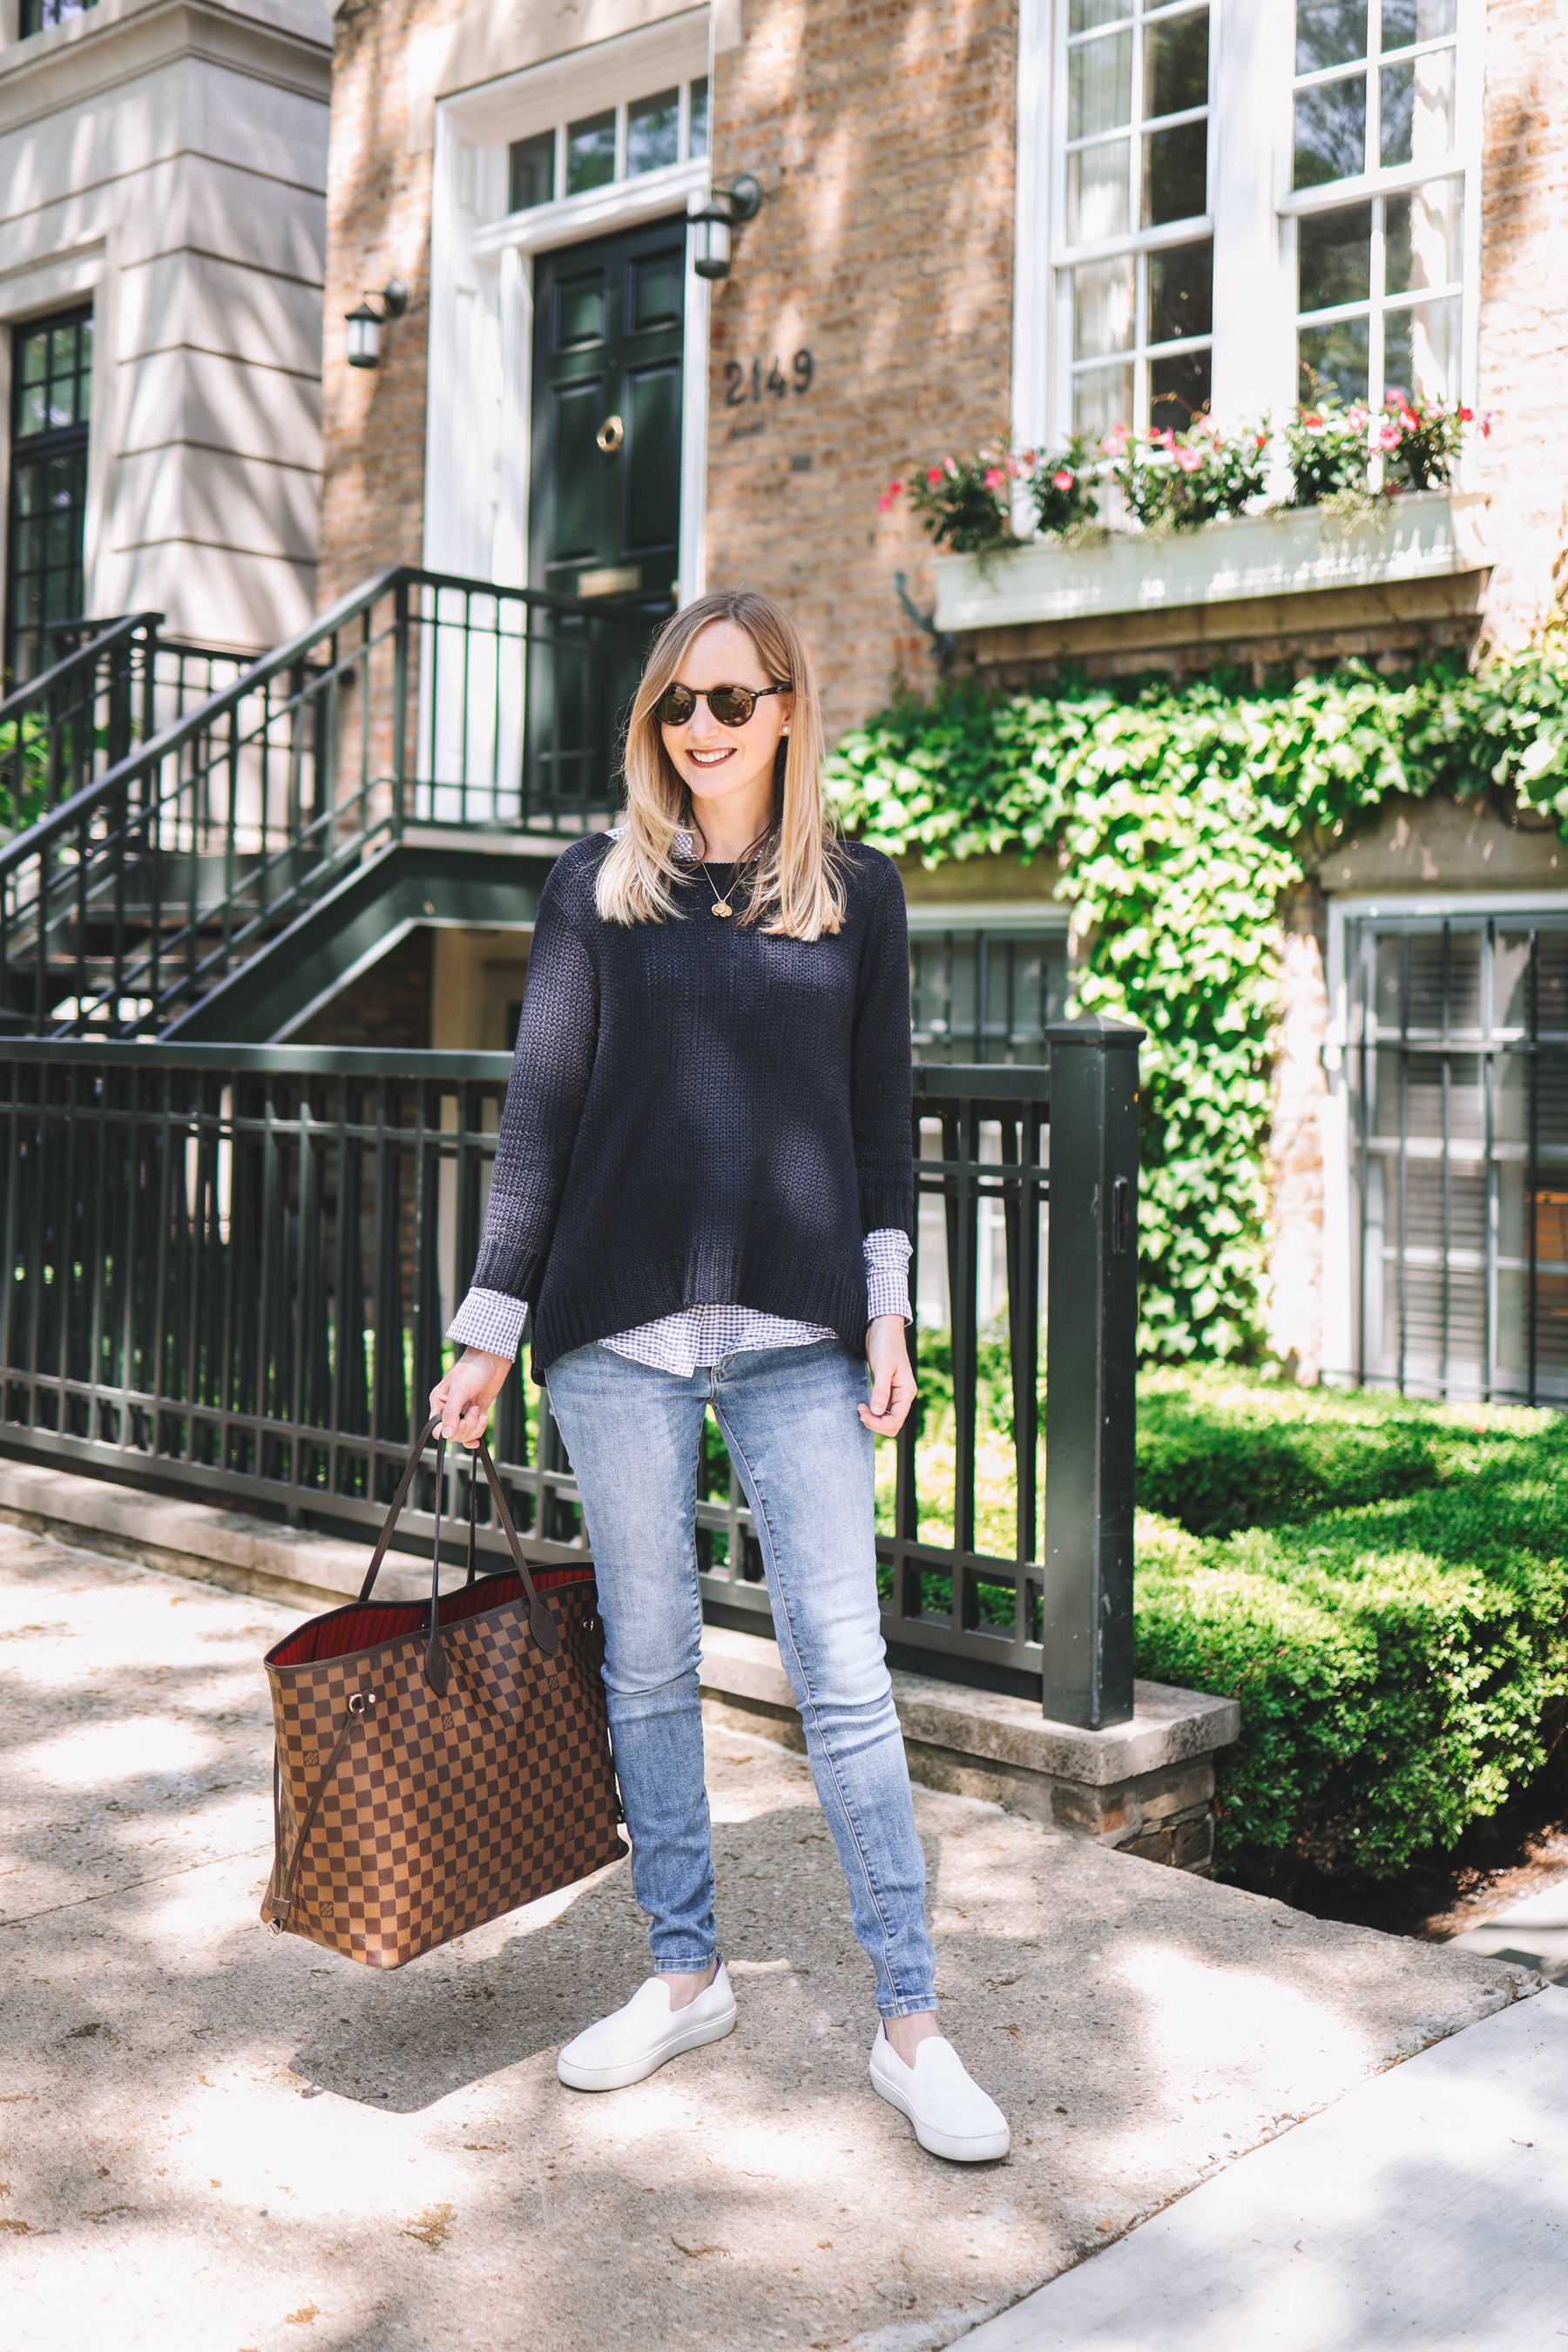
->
[261, 1578, 627, 1969]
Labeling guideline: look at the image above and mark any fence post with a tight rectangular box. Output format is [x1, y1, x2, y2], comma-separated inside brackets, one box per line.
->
[391, 574, 410, 840]
[1042, 1014, 1143, 1728]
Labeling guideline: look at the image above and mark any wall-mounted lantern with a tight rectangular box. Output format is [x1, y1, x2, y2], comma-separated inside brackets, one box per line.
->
[687, 177, 763, 280]
[345, 277, 409, 369]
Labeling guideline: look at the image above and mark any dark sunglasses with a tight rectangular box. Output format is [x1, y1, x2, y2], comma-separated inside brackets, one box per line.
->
[655, 681, 790, 729]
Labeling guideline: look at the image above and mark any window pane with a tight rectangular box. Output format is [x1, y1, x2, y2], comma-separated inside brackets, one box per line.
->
[628, 87, 679, 176]
[1381, 0, 1456, 47]
[1383, 294, 1461, 404]
[565, 110, 616, 195]
[1150, 238, 1213, 341]
[1150, 348, 1211, 434]
[1294, 74, 1367, 186]
[17, 382, 47, 436]
[1295, 0, 1367, 73]
[508, 130, 555, 213]
[1068, 28, 1132, 138]
[20, 330, 48, 386]
[689, 76, 710, 159]
[1382, 50, 1453, 169]
[1143, 118, 1206, 224]
[1073, 362, 1134, 438]
[1067, 139, 1130, 241]
[1393, 44, 1456, 166]
[1073, 255, 1135, 357]
[1070, 0, 1128, 30]
[1299, 201, 1372, 311]
[1299, 314, 1369, 405]
[1386, 180, 1463, 294]
[1145, 8, 1208, 119]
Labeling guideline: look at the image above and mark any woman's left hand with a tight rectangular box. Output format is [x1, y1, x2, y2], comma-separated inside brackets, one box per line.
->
[861, 1315, 917, 1438]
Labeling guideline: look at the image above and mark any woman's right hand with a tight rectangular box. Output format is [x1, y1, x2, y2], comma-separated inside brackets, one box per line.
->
[429, 1348, 512, 1449]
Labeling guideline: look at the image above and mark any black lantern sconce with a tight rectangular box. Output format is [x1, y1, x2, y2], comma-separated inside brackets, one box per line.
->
[687, 176, 763, 280]
[345, 277, 409, 369]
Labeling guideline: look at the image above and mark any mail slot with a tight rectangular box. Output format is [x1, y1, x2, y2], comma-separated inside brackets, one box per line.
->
[577, 565, 642, 598]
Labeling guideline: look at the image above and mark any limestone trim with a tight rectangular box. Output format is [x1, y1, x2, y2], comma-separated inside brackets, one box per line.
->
[0, 0, 332, 134]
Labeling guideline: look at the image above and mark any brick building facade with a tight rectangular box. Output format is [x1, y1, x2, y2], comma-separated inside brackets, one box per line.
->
[309, 0, 1568, 1398]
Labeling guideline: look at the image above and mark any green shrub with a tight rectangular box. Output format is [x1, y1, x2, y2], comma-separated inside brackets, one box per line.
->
[1137, 1368, 1442, 1534]
[1132, 1376, 1568, 1885]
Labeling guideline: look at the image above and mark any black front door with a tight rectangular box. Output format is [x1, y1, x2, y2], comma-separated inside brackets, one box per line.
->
[530, 218, 685, 605]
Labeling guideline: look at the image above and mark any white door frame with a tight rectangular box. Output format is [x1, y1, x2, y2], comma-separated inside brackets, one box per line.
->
[428, 15, 713, 605]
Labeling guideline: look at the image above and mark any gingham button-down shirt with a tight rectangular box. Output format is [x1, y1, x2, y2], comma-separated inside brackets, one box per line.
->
[449, 1227, 913, 1375]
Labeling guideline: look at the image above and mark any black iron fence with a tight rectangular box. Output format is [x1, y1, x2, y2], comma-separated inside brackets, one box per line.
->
[0, 1026, 1139, 1724]
[1343, 912, 1568, 1403]
[0, 569, 663, 1040]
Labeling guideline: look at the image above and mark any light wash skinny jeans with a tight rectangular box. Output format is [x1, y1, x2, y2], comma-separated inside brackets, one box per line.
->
[544, 1335, 937, 2018]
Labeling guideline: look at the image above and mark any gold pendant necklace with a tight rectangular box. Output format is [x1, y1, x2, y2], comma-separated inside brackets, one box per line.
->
[700, 824, 771, 919]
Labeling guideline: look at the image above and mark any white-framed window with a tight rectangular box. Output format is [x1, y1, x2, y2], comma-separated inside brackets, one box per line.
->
[505, 77, 710, 217]
[1284, 1, 1464, 410]
[1016, 0, 1484, 455]
[1055, 0, 1214, 439]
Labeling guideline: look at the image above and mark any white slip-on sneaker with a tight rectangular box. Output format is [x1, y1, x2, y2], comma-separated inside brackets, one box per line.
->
[868, 2023, 1010, 2162]
[557, 1962, 737, 2092]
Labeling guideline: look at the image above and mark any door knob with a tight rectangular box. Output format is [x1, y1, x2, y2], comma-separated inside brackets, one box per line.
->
[596, 414, 624, 454]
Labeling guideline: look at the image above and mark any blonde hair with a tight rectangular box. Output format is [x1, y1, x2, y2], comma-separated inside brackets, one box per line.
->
[595, 589, 847, 938]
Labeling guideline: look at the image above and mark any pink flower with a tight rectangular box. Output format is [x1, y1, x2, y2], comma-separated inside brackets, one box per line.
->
[928, 465, 946, 485]
[1150, 427, 1174, 451]
[1099, 424, 1131, 455]
[1255, 432, 1268, 449]
[877, 481, 902, 512]
[1051, 468, 1074, 491]
[1301, 411, 1323, 430]
[983, 466, 1006, 490]
[944, 457, 960, 479]
[1375, 420, 1402, 451]
[1457, 405, 1474, 423]
[1347, 406, 1369, 429]
[1174, 444, 1205, 472]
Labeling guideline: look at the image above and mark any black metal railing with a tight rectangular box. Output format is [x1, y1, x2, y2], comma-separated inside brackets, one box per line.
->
[1343, 912, 1568, 1403]
[0, 568, 665, 1040]
[0, 614, 248, 840]
[0, 1027, 1140, 1723]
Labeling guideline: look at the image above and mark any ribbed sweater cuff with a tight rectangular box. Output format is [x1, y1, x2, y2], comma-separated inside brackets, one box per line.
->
[448, 1287, 527, 1360]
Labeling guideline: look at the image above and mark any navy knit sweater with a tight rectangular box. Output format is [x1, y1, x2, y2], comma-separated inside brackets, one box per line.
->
[468, 835, 915, 1375]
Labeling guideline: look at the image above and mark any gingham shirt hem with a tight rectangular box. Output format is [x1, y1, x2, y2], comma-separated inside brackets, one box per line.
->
[446, 1232, 912, 1371]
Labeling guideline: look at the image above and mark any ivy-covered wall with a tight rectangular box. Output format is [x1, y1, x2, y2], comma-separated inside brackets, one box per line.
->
[827, 652, 1568, 1362]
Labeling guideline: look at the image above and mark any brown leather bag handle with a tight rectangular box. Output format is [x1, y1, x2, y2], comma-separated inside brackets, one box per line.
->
[357, 1416, 560, 1693]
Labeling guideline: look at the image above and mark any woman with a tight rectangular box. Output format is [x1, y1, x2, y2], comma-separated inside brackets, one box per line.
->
[432, 589, 1008, 2164]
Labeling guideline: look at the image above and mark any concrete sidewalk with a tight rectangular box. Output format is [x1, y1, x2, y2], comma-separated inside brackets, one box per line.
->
[956, 1988, 1568, 2350]
[0, 1524, 1543, 2352]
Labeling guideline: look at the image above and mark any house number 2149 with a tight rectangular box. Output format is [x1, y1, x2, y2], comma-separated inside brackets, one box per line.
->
[724, 350, 814, 405]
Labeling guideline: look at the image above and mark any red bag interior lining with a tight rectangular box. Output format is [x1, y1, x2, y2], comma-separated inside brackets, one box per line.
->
[267, 1564, 594, 1670]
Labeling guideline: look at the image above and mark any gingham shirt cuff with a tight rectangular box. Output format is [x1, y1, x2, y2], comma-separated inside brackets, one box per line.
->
[863, 1228, 913, 1326]
[447, 1287, 527, 1360]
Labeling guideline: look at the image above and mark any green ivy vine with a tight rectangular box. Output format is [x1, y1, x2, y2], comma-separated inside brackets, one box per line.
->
[827, 652, 1568, 1361]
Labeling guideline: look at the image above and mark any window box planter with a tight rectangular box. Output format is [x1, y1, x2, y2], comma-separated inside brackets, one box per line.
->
[930, 489, 1493, 635]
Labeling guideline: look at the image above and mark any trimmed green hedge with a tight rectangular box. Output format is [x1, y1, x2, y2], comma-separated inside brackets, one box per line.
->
[1132, 1374, 1568, 1886]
